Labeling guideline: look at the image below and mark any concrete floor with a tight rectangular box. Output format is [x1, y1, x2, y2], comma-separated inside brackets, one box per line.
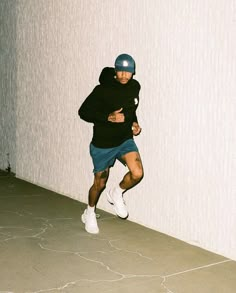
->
[0, 172, 235, 293]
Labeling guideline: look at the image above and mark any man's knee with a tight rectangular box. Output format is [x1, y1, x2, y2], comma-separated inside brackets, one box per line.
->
[99, 182, 107, 191]
[94, 170, 109, 191]
[94, 180, 106, 192]
[131, 167, 143, 182]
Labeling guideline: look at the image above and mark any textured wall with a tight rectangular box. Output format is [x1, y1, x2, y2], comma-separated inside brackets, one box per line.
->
[2, 0, 236, 260]
[0, 1, 17, 172]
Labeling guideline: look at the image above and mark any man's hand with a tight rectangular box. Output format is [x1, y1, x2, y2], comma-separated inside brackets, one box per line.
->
[132, 122, 142, 136]
[108, 108, 124, 123]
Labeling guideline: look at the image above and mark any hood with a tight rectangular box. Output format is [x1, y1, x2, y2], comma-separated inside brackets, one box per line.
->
[99, 67, 116, 85]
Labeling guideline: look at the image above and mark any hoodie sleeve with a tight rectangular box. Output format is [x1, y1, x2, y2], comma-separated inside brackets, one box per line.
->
[78, 86, 108, 123]
[78, 67, 115, 123]
[123, 81, 140, 124]
[133, 82, 141, 124]
[133, 112, 138, 123]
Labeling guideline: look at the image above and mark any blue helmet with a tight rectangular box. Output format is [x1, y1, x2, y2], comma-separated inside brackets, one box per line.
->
[115, 53, 135, 74]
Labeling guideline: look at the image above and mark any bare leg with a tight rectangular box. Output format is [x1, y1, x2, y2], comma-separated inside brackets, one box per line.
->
[106, 152, 143, 219]
[89, 168, 109, 207]
[82, 169, 109, 234]
[120, 152, 143, 191]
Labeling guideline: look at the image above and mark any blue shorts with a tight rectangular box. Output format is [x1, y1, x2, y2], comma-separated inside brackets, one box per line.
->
[90, 139, 139, 173]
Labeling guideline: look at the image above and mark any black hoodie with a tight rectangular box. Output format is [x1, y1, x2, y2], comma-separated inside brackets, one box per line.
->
[78, 67, 141, 148]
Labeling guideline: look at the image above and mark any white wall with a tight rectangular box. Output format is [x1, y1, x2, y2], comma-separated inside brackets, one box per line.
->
[1, 0, 235, 260]
[0, 1, 17, 172]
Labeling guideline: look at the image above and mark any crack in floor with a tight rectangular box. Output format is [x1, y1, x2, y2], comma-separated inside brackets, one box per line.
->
[36, 240, 232, 293]
[0, 210, 233, 293]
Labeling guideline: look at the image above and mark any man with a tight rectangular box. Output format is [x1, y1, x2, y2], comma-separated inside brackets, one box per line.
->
[78, 53, 143, 234]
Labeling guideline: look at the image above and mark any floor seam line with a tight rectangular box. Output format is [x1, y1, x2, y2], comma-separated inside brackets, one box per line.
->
[163, 259, 232, 278]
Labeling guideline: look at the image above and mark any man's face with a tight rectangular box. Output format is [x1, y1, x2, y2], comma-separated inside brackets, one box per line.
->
[116, 71, 133, 84]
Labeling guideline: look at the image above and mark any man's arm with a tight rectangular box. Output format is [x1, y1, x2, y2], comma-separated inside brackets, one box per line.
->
[78, 87, 108, 123]
[132, 121, 142, 136]
[132, 93, 141, 135]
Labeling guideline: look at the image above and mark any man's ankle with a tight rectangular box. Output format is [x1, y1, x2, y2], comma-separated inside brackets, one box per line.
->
[87, 205, 95, 214]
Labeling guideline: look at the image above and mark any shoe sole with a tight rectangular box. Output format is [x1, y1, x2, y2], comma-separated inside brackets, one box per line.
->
[107, 192, 129, 219]
[81, 213, 86, 224]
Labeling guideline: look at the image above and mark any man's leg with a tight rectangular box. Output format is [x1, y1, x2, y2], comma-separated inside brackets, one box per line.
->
[119, 151, 143, 190]
[82, 168, 109, 234]
[89, 168, 110, 207]
[107, 151, 143, 218]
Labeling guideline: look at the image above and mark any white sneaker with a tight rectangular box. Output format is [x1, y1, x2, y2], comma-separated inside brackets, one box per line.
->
[107, 188, 128, 219]
[81, 209, 99, 234]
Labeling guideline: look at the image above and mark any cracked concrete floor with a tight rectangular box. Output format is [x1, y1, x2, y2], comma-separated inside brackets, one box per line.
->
[0, 174, 235, 293]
